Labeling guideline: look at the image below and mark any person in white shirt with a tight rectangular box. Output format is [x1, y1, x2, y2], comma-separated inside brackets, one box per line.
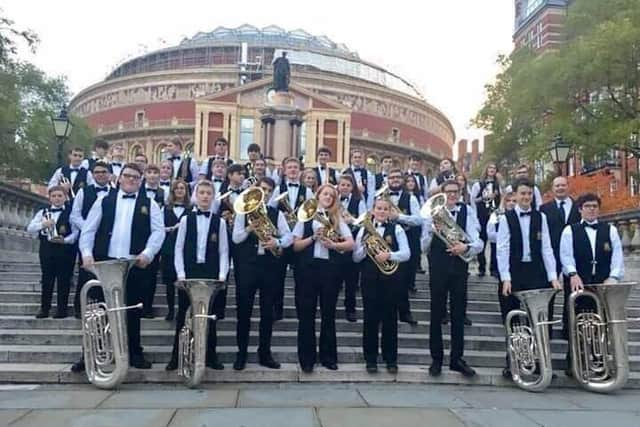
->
[343, 149, 376, 209]
[108, 143, 126, 181]
[375, 155, 393, 191]
[165, 138, 200, 184]
[504, 164, 543, 209]
[47, 146, 94, 200]
[158, 160, 173, 204]
[428, 158, 456, 197]
[406, 154, 429, 202]
[314, 147, 338, 186]
[199, 137, 234, 179]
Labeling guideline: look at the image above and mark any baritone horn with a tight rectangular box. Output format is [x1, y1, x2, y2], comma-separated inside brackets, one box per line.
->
[353, 212, 398, 275]
[177, 279, 226, 388]
[421, 193, 474, 263]
[569, 281, 638, 393]
[505, 288, 560, 392]
[233, 186, 281, 257]
[275, 191, 298, 229]
[80, 259, 142, 389]
[297, 198, 341, 242]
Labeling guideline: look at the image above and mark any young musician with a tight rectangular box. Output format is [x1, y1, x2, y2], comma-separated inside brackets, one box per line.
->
[471, 163, 502, 277]
[200, 137, 234, 179]
[82, 139, 110, 171]
[253, 157, 268, 182]
[303, 168, 318, 194]
[109, 143, 126, 179]
[161, 179, 191, 321]
[70, 161, 113, 318]
[142, 164, 166, 208]
[158, 160, 173, 204]
[422, 179, 483, 377]
[166, 138, 199, 183]
[406, 155, 428, 202]
[231, 177, 293, 370]
[505, 164, 543, 209]
[560, 192, 624, 376]
[337, 173, 367, 322]
[344, 149, 375, 209]
[314, 147, 338, 186]
[27, 186, 79, 319]
[353, 197, 410, 373]
[404, 174, 424, 206]
[133, 153, 148, 172]
[79, 162, 165, 369]
[386, 168, 422, 324]
[245, 143, 264, 179]
[48, 147, 93, 200]
[293, 184, 354, 372]
[375, 155, 394, 191]
[166, 180, 229, 371]
[204, 158, 228, 194]
[497, 178, 562, 377]
[428, 158, 456, 196]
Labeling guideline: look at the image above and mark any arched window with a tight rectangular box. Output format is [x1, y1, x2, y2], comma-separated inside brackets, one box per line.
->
[128, 142, 144, 162]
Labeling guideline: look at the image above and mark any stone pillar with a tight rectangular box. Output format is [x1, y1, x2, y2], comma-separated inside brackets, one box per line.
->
[260, 92, 305, 163]
[630, 220, 640, 253]
[620, 221, 632, 254]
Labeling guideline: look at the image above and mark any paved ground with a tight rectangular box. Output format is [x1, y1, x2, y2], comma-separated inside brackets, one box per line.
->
[0, 383, 639, 427]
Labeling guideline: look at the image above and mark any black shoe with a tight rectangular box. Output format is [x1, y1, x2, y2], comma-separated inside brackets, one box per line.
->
[502, 367, 512, 379]
[165, 359, 178, 371]
[35, 310, 49, 319]
[164, 310, 174, 321]
[345, 311, 357, 322]
[478, 271, 486, 277]
[399, 314, 418, 326]
[70, 359, 85, 373]
[565, 368, 573, 378]
[464, 317, 472, 326]
[272, 309, 283, 322]
[409, 286, 417, 294]
[387, 363, 398, 374]
[233, 353, 247, 371]
[429, 359, 442, 377]
[130, 354, 152, 369]
[53, 310, 68, 319]
[142, 311, 155, 319]
[206, 358, 224, 370]
[366, 363, 378, 373]
[441, 314, 450, 325]
[450, 359, 476, 377]
[259, 356, 281, 370]
[322, 362, 338, 370]
[74, 310, 81, 320]
[301, 364, 314, 373]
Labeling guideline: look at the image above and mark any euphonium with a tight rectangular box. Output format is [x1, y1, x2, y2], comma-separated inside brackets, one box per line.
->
[353, 212, 398, 275]
[176, 279, 226, 388]
[297, 198, 341, 242]
[275, 191, 298, 229]
[233, 187, 281, 257]
[568, 282, 638, 393]
[420, 193, 474, 263]
[505, 288, 560, 392]
[80, 259, 142, 389]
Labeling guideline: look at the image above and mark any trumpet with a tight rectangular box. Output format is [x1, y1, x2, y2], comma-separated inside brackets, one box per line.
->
[233, 187, 281, 257]
[374, 184, 402, 216]
[275, 191, 298, 230]
[297, 198, 341, 243]
[353, 212, 398, 275]
[43, 211, 64, 244]
[59, 176, 76, 199]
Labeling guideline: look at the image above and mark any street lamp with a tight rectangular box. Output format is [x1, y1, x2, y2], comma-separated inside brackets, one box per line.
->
[51, 106, 73, 167]
[548, 134, 571, 176]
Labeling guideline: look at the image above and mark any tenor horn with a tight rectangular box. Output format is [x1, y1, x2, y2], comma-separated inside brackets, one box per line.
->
[421, 193, 474, 263]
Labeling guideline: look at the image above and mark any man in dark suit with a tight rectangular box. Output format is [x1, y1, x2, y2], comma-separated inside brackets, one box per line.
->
[539, 176, 580, 338]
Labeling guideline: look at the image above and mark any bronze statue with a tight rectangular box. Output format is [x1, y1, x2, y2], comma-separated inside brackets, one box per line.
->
[273, 52, 290, 92]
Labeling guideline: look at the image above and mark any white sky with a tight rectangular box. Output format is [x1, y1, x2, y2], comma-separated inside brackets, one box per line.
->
[3, 0, 515, 155]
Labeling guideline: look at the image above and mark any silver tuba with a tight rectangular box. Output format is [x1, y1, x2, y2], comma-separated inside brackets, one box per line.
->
[420, 193, 474, 263]
[177, 279, 226, 388]
[505, 288, 560, 392]
[568, 282, 638, 393]
[80, 259, 142, 389]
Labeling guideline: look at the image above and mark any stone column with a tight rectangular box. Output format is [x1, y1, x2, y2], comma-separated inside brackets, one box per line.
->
[260, 92, 305, 163]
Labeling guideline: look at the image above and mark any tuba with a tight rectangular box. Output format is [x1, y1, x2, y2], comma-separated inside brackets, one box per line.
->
[297, 198, 341, 242]
[568, 282, 638, 393]
[80, 259, 142, 389]
[233, 187, 281, 257]
[176, 279, 226, 388]
[353, 212, 398, 275]
[420, 193, 474, 263]
[275, 191, 298, 229]
[505, 288, 560, 392]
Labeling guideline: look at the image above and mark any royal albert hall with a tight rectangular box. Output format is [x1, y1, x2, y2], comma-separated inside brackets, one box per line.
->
[69, 25, 454, 174]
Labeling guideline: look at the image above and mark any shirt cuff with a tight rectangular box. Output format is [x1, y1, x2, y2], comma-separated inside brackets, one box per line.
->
[500, 273, 511, 282]
[141, 248, 154, 261]
[80, 248, 93, 258]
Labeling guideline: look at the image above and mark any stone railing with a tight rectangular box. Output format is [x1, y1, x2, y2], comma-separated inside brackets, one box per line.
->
[96, 118, 196, 136]
[602, 208, 640, 253]
[0, 182, 47, 255]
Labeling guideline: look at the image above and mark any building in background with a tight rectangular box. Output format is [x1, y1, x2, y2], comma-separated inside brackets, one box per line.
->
[513, 0, 573, 51]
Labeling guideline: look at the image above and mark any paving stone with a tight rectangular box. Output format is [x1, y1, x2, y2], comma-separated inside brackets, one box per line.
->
[10, 409, 175, 427]
[553, 388, 640, 410]
[0, 409, 29, 427]
[238, 386, 366, 407]
[169, 408, 319, 427]
[455, 388, 582, 410]
[0, 390, 111, 409]
[99, 389, 238, 409]
[521, 409, 640, 427]
[450, 408, 540, 427]
[317, 408, 464, 427]
[357, 384, 470, 408]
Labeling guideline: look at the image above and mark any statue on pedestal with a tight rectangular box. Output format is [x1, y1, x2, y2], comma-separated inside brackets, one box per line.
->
[272, 52, 290, 92]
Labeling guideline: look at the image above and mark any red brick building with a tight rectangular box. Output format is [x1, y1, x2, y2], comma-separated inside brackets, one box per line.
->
[513, 0, 572, 52]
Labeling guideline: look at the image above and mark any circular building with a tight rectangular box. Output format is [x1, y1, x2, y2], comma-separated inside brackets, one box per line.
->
[70, 25, 454, 174]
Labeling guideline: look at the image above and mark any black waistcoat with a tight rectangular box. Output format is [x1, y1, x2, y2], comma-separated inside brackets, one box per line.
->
[233, 206, 281, 265]
[571, 223, 612, 284]
[183, 212, 221, 279]
[361, 222, 400, 281]
[278, 182, 307, 211]
[161, 206, 187, 256]
[428, 203, 468, 273]
[61, 165, 88, 196]
[505, 209, 546, 285]
[396, 191, 420, 252]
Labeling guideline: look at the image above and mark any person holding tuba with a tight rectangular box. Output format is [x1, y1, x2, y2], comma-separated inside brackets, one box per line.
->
[231, 177, 293, 370]
[497, 178, 561, 379]
[559, 192, 624, 377]
[353, 197, 410, 374]
[422, 179, 483, 377]
[166, 180, 229, 371]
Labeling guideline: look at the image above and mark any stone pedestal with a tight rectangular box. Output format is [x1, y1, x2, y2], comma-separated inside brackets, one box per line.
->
[261, 91, 305, 162]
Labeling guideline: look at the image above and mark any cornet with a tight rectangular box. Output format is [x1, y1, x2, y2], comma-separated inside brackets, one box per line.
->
[59, 176, 76, 199]
[43, 211, 64, 244]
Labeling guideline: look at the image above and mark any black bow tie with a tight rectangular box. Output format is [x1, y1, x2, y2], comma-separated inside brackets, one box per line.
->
[520, 211, 532, 217]
[375, 222, 386, 228]
[70, 168, 80, 172]
[231, 189, 242, 194]
[449, 209, 458, 215]
[160, 181, 171, 186]
[288, 183, 299, 187]
[49, 207, 63, 213]
[111, 162, 122, 167]
[320, 166, 326, 170]
[146, 188, 157, 193]
[96, 187, 108, 193]
[174, 204, 184, 208]
[213, 178, 223, 183]
[197, 209, 210, 217]
[583, 222, 598, 229]
[169, 156, 181, 161]
[122, 193, 136, 199]
[354, 168, 364, 173]
[389, 191, 400, 196]
[340, 196, 349, 202]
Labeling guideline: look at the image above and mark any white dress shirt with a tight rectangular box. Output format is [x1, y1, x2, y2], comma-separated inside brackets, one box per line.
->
[47, 166, 94, 189]
[27, 206, 79, 244]
[110, 161, 124, 179]
[496, 206, 557, 282]
[169, 154, 200, 180]
[70, 185, 111, 230]
[353, 222, 411, 263]
[345, 166, 376, 209]
[173, 212, 229, 281]
[340, 194, 367, 219]
[292, 215, 352, 259]
[505, 184, 543, 210]
[316, 166, 330, 185]
[268, 180, 313, 209]
[420, 204, 483, 256]
[486, 211, 503, 244]
[554, 197, 573, 224]
[232, 211, 294, 255]
[79, 189, 165, 261]
[560, 221, 624, 280]
[387, 190, 423, 227]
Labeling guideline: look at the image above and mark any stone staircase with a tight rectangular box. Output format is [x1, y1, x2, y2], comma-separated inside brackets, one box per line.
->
[1, 257, 640, 387]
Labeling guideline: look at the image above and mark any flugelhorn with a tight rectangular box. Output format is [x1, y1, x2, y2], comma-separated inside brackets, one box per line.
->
[43, 211, 64, 244]
[59, 176, 76, 199]
[80, 259, 142, 389]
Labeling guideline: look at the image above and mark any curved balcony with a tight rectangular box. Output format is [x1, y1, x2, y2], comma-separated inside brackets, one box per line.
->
[350, 128, 446, 163]
[95, 118, 196, 137]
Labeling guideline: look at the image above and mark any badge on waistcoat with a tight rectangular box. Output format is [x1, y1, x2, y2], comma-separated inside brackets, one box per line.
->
[58, 225, 67, 235]
[536, 231, 542, 241]
[385, 235, 393, 244]
[604, 242, 611, 252]
[401, 208, 407, 214]
[298, 195, 304, 204]
[79, 182, 85, 188]
[210, 233, 218, 243]
[141, 206, 149, 215]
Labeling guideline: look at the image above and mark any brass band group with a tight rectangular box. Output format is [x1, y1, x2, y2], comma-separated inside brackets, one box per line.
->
[27, 136, 634, 392]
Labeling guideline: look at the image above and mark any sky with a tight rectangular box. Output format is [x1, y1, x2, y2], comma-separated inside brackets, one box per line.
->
[3, 0, 515, 155]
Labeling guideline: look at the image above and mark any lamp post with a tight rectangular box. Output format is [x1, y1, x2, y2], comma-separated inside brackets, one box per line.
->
[51, 106, 73, 167]
[548, 134, 571, 176]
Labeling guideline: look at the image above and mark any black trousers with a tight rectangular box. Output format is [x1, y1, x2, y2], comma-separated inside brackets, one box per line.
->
[170, 288, 218, 362]
[74, 252, 100, 314]
[339, 261, 359, 314]
[429, 266, 467, 362]
[142, 254, 160, 315]
[398, 254, 417, 318]
[477, 217, 489, 274]
[235, 256, 278, 358]
[295, 259, 340, 367]
[274, 249, 293, 319]
[489, 243, 498, 275]
[124, 266, 148, 357]
[38, 243, 75, 313]
[161, 254, 177, 313]
[361, 273, 399, 364]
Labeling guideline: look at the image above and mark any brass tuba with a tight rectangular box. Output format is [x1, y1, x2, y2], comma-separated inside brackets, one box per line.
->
[176, 279, 226, 388]
[297, 198, 341, 242]
[505, 288, 560, 392]
[80, 259, 142, 389]
[353, 212, 398, 275]
[568, 282, 638, 393]
[275, 191, 298, 229]
[420, 193, 474, 263]
[233, 187, 281, 257]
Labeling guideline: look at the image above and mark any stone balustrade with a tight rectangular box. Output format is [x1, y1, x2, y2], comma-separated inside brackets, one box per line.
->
[601, 209, 640, 254]
[0, 182, 47, 255]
